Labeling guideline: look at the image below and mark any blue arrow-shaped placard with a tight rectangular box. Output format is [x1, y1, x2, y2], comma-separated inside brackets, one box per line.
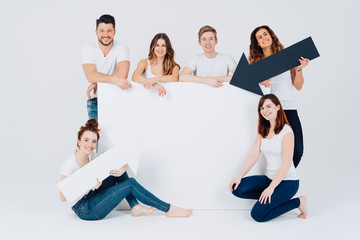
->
[230, 37, 320, 95]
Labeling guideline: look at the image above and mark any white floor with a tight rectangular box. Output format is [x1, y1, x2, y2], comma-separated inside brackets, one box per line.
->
[2, 187, 359, 240]
[2, 155, 359, 240]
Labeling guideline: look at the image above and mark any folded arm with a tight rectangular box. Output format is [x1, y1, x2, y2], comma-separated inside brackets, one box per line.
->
[179, 67, 224, 87]
[83, 60, 131, 89]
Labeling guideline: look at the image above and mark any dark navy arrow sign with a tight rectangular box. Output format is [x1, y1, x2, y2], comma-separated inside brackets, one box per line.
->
[230, 37, 320, 96]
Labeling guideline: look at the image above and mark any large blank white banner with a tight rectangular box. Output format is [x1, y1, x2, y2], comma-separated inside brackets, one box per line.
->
[99, 82, 266, 209]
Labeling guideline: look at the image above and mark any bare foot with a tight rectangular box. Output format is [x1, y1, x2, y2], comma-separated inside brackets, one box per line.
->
[297, 196, 308, 219]
[166, 205, 193, 218]
[131, 205, 154, 217]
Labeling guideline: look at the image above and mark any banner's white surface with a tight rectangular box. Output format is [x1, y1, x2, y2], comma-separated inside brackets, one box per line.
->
[57, 146, 140, 203]
[99, 82, 266, 209]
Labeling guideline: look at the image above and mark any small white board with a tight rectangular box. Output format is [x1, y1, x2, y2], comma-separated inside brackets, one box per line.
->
[57, 146, 140, 203]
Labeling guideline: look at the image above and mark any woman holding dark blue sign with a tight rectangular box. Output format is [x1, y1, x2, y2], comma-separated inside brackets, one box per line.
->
[249, 25, 309, 168]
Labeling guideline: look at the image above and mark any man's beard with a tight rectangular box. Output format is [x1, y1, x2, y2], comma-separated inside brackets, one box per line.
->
[98, 38, 113, 47]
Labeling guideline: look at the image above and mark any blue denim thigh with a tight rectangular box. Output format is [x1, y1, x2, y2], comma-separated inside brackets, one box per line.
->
[74, 181, 133, 220]
[96, 173, 139, 208]
[232, 175, 270, 200]
[72, 177, 170, 220]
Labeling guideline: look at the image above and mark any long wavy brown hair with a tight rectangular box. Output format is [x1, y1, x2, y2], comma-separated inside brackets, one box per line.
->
[148, 33, 179, 75]
[249, 26, 284, 64]
[258, 94, 290, 138]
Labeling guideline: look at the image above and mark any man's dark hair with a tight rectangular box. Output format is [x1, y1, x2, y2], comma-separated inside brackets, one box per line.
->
[96, 14, 115, 29]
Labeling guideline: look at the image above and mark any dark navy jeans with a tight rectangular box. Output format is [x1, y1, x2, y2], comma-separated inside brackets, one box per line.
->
[72, 172, 170, 220]
[284, 110, 303, 168]
[232, 175, 300, 222]
[87, 97, 98, 120]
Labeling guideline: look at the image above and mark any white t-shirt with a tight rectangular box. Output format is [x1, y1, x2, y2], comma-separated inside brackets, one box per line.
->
[60, 153, 97, 205]
[260, 124, 299, 180]
[60, 152, 97, 177]
[82, 41, 130, 97]
[186, 53, 237, 77]
[270, 71, 297, 110]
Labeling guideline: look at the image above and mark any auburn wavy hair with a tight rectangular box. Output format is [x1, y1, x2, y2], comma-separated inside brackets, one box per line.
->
[249, 25, 284, 64]
[148, 33, 179, 75]
[258, 94, 290, 138]
[77, 119, 100, 147]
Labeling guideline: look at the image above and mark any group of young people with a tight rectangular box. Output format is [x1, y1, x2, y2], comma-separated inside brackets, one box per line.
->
[59, 14, 310, 222]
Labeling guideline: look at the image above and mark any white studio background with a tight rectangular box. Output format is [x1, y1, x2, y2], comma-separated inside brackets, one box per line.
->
[0, 0, 359, 234]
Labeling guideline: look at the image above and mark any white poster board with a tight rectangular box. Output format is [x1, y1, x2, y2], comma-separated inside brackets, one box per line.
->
[99, 82, 266, 209]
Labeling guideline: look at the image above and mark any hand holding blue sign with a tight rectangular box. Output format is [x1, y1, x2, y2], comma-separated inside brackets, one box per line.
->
[230, 37, 319, 95]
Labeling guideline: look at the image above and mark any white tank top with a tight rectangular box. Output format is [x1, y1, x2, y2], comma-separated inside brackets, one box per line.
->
[143, 59, 159, 78]
[270, 71, 297, 110]
[260, 124, 299, 180]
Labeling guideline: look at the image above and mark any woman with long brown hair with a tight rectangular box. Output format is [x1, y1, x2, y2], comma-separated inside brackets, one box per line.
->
[229, 94, 307, 222]
[249, 25, 310, 168]
[59, 119, 192, 220]
[132, 33, 180, 96]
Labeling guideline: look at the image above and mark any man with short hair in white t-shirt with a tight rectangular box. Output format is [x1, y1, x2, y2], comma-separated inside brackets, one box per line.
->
[82, 14, 132, 119]
[179, 25, 237, 87]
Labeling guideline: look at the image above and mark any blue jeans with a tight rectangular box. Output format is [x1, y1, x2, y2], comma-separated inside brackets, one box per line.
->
[284, 110, 303, 168]
[95, 172, 138, 208]
[232, 175, 300, 222]
[87, 97, 98, 120]
[72, 172, 171, 221]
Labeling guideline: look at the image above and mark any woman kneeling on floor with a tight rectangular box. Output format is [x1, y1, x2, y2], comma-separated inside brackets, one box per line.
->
[229, 94, 307, 222]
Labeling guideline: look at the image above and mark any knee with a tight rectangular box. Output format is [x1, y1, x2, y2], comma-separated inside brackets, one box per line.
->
[127, 177, 137, 186]
[250, 206, 266, 223]
[231, 184, 247, 198]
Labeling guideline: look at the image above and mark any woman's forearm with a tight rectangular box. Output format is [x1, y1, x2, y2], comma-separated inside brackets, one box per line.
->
[159, 66, 179, 82]
[268, 162, 292, 190]
[237, 156, 258, 178]
[132, 74, 153, 85]
[292, 68, 304, 90]
[59, 191, 67, 202]
[158, 74, 179, 82]
[237, 135, 261, 178]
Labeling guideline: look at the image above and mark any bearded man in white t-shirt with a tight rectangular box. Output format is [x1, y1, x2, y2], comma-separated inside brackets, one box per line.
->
[179, 25, 237, 88]
[82, 14, 132, 119]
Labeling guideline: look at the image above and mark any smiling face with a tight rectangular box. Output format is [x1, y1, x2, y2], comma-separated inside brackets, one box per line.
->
[77, 131, 97, 156]
[154, 39, 167, 58]
[96, 23, 115, 46]
[198, 31, 218, 54]
[260, 99, 280, 121]
[255, 28, 273, 50]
